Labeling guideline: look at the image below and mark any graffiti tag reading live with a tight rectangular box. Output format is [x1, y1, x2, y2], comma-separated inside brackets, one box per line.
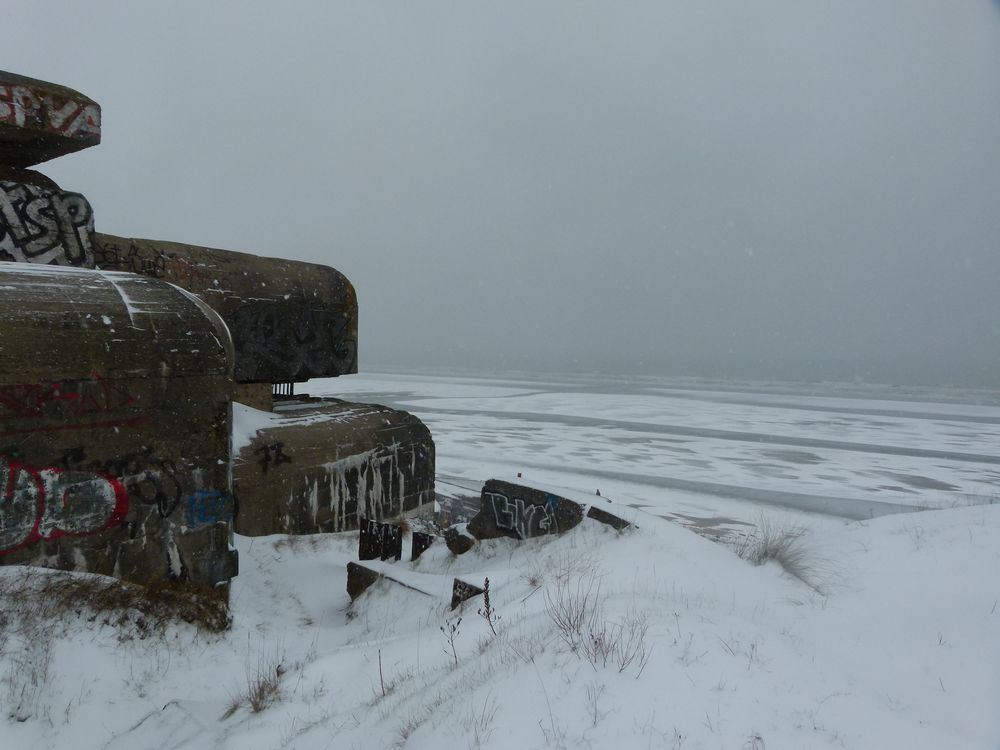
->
[484, 490, 560, 539]
[0, 455, 128, 554]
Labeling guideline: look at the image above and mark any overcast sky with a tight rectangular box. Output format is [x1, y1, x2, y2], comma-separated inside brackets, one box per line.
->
[6, 1, 1000, 387]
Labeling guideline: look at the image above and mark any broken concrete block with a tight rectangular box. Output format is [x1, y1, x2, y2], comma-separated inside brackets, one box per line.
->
[586, 504, 634, 531]
[411, 531, 435, 561]
[0, 71, 101, 167]
[346, 561, 383, 601]
[1, 179, 95, 265]
[451, 578, 485, 610]
[467, 480, 584, 541]
[444, 525, 476, 555]
[346, 561, 438, 602]
[359, 518, 403, 561]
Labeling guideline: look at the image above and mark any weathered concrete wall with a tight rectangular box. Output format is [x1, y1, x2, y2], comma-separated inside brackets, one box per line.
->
[233, 400, 434, 535]
[93, 234, 358, 383]
[0, 264, 237, 585]
[233, 383, 273, 412]
[0, 71, 100, 167]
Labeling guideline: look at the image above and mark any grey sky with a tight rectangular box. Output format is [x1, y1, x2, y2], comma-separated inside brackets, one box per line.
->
[7, 1, 1000, 387]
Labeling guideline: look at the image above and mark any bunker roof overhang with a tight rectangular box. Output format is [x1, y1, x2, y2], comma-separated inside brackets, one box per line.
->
[0, 263, 233, 384]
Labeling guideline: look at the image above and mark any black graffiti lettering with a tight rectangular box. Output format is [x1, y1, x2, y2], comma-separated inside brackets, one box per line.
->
[229, 303, 356, 382]
[92, 241, 168, 277]
[254, 442, 291, 475]
[0, 182, 94, 266]
[57, 446, 185, 519]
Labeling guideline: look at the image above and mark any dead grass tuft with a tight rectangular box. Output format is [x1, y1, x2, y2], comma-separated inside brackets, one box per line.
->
[731, 516, 829, 594]
[0, 568, 231, 637]
[246, 661, 283, 713]
[388, 514, 412, 535]
[222, 643, 286, 718]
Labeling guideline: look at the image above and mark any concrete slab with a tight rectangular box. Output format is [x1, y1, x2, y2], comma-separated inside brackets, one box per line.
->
[0, 71, 100, 167]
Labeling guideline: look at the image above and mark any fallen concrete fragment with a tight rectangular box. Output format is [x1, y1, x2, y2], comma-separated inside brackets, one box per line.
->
[451, 578, 485, 610]
[0, 71, 101, 167]
[359, 518, 403, 561]
[411, 531, 435, 561]
[586, 503, 634, 531]
[467, 479, 585, 540]
[346, 562, 384, 601]
[444, 525, 476, 555]
[346, 561, 437, 602]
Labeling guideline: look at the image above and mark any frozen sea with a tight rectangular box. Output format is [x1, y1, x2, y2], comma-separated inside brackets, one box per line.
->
[312, 370, 1000, 535]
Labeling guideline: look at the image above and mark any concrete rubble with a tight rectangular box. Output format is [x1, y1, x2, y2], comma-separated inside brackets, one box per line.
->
[345, 478, 634, 606]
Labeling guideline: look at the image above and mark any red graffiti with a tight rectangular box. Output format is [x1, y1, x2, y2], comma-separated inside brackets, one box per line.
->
[0, 375, 132, 419]
[0, 375, 145, 437]
[0, 84, 100, 138]
[0, 455, 128, 555]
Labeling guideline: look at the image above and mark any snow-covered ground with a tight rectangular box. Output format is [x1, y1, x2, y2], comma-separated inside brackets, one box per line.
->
[1, 371, 998, 749]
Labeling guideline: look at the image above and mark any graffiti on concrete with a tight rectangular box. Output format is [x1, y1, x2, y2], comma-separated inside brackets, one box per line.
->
[184, 490, 233, 528]
[0, 376, 134, 422]
[254, 442, 291, 475]
[93, 241, 167, 278]
[0, 181, 94, 265]
[0, 455, 128, 554]
[56, 446, 185, 519]
[0, 83, 100, 139]
[0, 377, 146, 439]
[92, 240, 212, 288]
[229, 303, 357, 381]
[484, 490, 560, 539]
[468, 481, 585, 541]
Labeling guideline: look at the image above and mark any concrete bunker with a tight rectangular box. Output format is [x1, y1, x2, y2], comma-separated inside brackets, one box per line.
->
[0, 264, 237, 585]
[0, 68, 435, 590]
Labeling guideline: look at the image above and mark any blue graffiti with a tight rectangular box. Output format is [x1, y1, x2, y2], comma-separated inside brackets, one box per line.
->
[184, 490, 233, 528]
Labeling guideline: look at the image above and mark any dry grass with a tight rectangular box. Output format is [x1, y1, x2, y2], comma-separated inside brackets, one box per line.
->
[222, 644, 286, 718]
[387, 514, 412, 535]
[0, 567, 231, 637]
[246, 661, 283, 713]
[543, 569, 652, 676]
[0, 567, 230, 721]
[731, 516, 828, 594]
